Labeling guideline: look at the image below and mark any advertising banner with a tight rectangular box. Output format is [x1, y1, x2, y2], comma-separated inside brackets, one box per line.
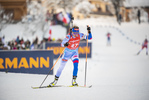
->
[45, 42, 92, 58]
[0, 50, 53, 75]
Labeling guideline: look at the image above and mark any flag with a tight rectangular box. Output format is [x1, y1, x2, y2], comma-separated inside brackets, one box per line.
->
[63, 13, 70, 24]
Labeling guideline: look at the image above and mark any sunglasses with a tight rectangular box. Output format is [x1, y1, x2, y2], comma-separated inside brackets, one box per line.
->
[72, 32, 79, 35]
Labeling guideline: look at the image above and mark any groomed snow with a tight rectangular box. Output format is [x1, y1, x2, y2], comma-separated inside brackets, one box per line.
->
[0, 19, 149, 100]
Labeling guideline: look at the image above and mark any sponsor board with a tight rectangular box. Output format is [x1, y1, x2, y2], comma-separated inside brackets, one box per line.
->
[46, 42, 92, 58]
[0, 50, 53, 74]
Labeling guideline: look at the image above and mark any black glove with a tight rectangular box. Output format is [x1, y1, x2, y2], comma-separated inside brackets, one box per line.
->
[87, 26, 91, 31]
[87, 26, 91, 33]
[70, 28, 72, 33]
[64, 42, 69, 47]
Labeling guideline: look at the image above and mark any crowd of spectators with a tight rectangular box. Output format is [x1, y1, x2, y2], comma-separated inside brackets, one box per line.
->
[0, 36, 31, 50]
[0, 35, 63, 50]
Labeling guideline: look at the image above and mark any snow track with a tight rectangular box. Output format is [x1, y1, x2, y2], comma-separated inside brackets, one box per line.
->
[0, 21, 149, 100]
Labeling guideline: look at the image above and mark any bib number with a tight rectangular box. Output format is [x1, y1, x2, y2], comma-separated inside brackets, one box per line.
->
[71, 43, 79, 48]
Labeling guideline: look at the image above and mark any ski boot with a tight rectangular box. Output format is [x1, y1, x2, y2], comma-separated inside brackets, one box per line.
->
[48, 75, 59, 87]
[72, 76, 78, 86]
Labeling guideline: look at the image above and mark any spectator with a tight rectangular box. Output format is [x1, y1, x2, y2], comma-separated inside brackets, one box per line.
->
[25, 40, 31, 50]
[118, 13, 122, 25]
[16, 36, 20, 44]
[137, 9, 141, 24]
[2, 36, 5, 45]
[0, 37, 4, 50]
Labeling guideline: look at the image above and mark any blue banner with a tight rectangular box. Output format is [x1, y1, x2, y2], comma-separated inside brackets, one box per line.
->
[46, 42, 92, 58]
[0, 50, 54, 75]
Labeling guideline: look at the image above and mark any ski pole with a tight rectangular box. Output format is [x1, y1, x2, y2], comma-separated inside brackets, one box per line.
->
[69, 16, 74, 33]
[39, 48, 65, 87]
[84, 25, 89, 87]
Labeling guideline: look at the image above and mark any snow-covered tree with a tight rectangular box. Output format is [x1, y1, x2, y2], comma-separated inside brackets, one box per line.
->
[128, 8, 148, 22]
[21, 0, 48, 40]
[44, 0, 82, 13]
[110, 0, 125, 21]
[75, 0, 95, 18]
[0, 5, 13, 33]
